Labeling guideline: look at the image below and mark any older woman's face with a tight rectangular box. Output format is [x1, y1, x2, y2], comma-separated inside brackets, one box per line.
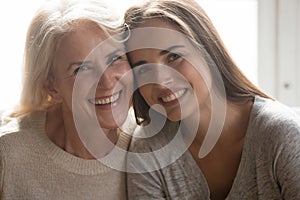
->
[52, 22, 133, 129]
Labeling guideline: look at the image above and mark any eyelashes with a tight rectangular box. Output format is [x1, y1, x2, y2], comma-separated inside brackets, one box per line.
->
[136, 65, 152, 75]
[71, 54, 128, 77]
[168, 52, 183, 62]
[72, 64, 92, 76]
[106, 54, 127, 65]
[135, 52, 184, 76]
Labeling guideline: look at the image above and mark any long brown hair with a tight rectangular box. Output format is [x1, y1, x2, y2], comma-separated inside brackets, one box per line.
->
[124, 0, 270, 125]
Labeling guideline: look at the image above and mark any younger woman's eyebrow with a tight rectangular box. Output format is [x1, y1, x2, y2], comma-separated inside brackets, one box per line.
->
[159, 45, 185, 56]
[131, 45, 185, 67]
[132, 61, 147, 68]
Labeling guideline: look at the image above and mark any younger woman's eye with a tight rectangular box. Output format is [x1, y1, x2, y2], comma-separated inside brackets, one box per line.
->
[169, 53, 183, 62]
[136, 65, 152, 76]
[73, 65, 90, 76]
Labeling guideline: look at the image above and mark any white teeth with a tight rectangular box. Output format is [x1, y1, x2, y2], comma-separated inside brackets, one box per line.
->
[161, 89, 185, 103]
[92, 92, 120, 105]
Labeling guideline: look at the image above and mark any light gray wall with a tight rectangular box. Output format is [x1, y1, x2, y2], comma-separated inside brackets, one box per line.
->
[258, 0, 300, 107]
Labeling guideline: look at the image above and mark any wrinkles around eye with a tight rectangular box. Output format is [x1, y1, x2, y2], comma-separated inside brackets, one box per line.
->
[73, 65, 92, 76]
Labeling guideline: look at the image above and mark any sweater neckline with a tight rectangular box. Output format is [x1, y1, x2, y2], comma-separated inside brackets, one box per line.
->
[29, 111, 131, 175]
[226, 96, 271, 198]
[186, 96, 264, 199]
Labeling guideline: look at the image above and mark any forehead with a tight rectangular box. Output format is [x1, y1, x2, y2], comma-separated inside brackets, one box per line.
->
[58, 22, 108, 53]
[127, 19, 192, 52]
[54, 22, 123, 69]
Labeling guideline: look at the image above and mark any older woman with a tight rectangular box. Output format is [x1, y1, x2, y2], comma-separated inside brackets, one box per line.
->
[0, 0, 135, 199]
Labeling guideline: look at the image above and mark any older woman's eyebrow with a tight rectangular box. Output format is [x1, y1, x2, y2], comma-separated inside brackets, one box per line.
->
[106, 49, 123, 57]
[105, 49, 124, 64]
[131, 45, 185, 67]
[66, 60, 92, 72]
[105, 49, 126, 65]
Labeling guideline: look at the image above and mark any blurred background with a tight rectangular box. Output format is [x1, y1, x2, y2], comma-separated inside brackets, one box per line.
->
[0, 0, 299, 114]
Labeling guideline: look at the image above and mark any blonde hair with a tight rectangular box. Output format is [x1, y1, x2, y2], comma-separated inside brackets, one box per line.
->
[11, 0, 124, 118]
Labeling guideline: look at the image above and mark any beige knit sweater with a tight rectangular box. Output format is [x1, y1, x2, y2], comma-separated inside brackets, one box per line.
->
[0, 111, 133, 200]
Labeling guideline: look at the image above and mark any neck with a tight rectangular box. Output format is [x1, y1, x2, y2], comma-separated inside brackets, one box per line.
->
[181, 92, 222, 149]
[183, 97, 253, 159]
[46, 105, 118, 159]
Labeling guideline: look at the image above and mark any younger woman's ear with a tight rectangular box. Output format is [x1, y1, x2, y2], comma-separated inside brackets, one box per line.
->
[43, 77, 63, 103]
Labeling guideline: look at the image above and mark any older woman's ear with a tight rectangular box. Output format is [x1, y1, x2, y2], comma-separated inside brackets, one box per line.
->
[43, 77, 63, 104]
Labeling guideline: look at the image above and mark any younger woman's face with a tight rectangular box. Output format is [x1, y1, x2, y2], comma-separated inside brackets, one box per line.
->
[51, 22, 133, 129]
[127, 19, 212, 121]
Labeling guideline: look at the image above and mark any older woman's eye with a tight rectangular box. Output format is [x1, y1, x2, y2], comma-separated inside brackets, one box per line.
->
[108, 54, 126, 65]
[112, 55, 122, 63]
[73, 65, 90, 76]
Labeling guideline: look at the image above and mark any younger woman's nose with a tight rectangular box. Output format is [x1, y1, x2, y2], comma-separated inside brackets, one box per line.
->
[153, 64, 175, 87]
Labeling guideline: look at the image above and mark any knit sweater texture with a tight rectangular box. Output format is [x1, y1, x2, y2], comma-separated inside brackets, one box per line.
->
[127, 96, 300, 199]
[0, 111, 134, 200]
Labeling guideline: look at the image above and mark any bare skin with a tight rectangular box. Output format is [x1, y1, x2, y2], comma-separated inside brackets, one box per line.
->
[188, 100, 252, 200]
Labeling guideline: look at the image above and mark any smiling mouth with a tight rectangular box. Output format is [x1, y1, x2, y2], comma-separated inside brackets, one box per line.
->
[89, 91, 121, 105]
[160, 89, 186, 103]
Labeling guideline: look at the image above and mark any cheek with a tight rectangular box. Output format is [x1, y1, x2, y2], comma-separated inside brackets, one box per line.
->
[180, 63, 212, 91]
[193, 76, 211, 106]
[52, 80, 74, 109]
[178, 65, 210, 104]
[124, 68, 134, 84]
[58, 78, 93, 101]
[139, 85, 153, 104]
[118, 62, 134, 82]
[120, 61, 132, 72]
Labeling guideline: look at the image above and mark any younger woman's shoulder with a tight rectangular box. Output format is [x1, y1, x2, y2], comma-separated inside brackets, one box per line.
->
[251, 96, 300, 130]
[248, 96, 300, 150]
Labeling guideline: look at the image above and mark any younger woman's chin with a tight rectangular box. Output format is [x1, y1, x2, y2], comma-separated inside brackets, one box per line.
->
[166, 116, 182, 122]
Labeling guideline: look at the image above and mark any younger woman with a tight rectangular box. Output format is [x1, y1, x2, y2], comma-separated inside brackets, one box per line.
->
[125, 0, 300, 199]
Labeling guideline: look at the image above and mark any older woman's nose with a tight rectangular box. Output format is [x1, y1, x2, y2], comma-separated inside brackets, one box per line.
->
[98, 70, 116, 89]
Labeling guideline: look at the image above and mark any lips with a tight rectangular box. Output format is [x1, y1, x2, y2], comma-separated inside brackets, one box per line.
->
[160, 88, 186, 103]
[89, 91, 121, 105]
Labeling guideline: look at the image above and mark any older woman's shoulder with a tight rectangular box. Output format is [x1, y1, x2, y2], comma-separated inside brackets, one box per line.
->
[0, 118, 20, 137]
